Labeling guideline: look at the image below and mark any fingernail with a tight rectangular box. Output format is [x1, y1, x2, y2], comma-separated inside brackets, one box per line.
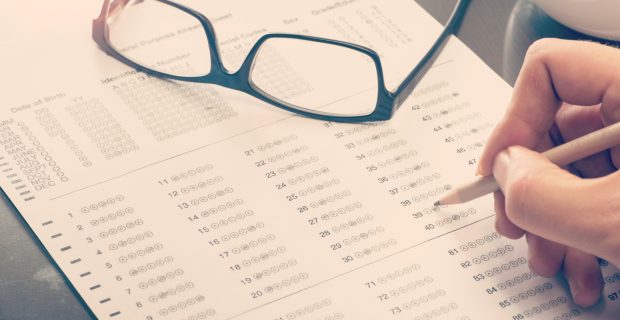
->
[568, 278, 582, 303]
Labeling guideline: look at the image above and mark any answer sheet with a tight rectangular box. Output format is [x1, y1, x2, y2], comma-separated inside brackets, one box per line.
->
[2, 0, 620, 319]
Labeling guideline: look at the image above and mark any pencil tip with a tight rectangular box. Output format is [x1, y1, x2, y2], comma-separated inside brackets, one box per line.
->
[433, 201, 441, 207]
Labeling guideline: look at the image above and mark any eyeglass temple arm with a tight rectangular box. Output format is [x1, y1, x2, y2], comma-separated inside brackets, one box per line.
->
[93, 0, 131, 46]
[392, 0, 469, 110]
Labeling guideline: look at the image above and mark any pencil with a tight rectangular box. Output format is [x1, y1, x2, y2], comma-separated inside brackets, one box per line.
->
[435, 120, 620, 205]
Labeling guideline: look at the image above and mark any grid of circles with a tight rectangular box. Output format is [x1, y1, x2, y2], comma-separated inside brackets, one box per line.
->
[66, 98, 139, 159]
[80, 194, 124, 213]
[434, 208, 477, 228]
[257, 134, 298, 152]
[230, 234, 277, 255]
[458, 232, 502, 252]
[355, 10, 398, 48]
[297, 179, 341, 197]
[109, 230, 154, 251]
[412, 81, 449, 98]
[35, 107, 91, 167]
[519, 296, 568, 318]
[387, 161, 430, 180]
[460, 141, 484, 153]
[365, 139, 407, 157]
[267, 145, 309, 164]
[99, 219, 144, 239]
[17, 121, 68, 183]
[337, 226, 383, 245]
[287, 167, 330, 185]
[210, 210, 255, 230]
[451, 122, 493, 141]
[389, 276, 434, 298]
[353, 239, 397, 259]
[482, 257, 528, 277]
[399, 173, 441, 192]
[354, 129, 397, 146]
[508, 282, 554, 305]
[400, 289, 446, 311]
[283, 298, 332, 320]
[219, 222, 265, 242]
[416, 92, 459, 110]
[308, 190, 352, 209]
[149, 281, 195, 303]
[129, 256, 174, 277]
[263, 272, 309, 295]
[603, 272, 620, 284]
[411, 303, 458, 320]
[138, 269, 184, 289]
[374, 150, 418, 169]
[469, 245, 515, 265]
[240, 246, 287, 268]
[244, 43, 314, 101]
[115, 76, 237, 142]
[169, 164, 213, 183]
[90, 207, 135, 226]
[184, 187, 234, 208]
[199, 199, 244, 218]
[176, 176, 224, 196]
[252, 259, 298, 281]
[157, 294, 206, 317]
[552, 309, 581, 320]
[330, 214, 375, 233]
[414, 204, 445, 219]
[443, 112, 482, 129]
[368, 6, 413, 44]
[180, 309, 217, 320]
[496, 272, 539, 291]
[320, 202, 363, 221]
[318, 313, 344, 320]
[340, 122, 384, 137]
[423, 101, 470, 121]
[328, 17, 377, 53]
[411, 185, 452, 203]
[377, 264, 421, 284]
[277, 156, 319, 175]
[118, 243, 164, 263]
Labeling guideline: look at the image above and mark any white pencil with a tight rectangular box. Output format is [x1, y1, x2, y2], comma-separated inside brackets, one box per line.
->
[435, 120, 620, 205]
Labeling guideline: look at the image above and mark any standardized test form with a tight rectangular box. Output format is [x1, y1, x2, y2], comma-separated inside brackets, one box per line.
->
[2, 0, 620, 319]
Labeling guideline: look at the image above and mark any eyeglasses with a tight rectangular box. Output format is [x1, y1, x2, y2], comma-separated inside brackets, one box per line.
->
[92, 0, 469, 123]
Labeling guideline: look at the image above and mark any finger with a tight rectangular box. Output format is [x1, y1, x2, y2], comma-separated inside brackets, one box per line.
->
[479, 39, 620, 176]
[492, 146, 620, 262]
[494, 191, 524, 239]
[599, 83, 620, 168]
[563, 248, 604, 308]
[555, 103, 615, 177]
[526, 233, 565, 277]
[493, 133, 555, 240]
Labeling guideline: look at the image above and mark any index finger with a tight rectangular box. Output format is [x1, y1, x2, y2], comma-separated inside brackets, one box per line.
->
[478, 38, 620, 176]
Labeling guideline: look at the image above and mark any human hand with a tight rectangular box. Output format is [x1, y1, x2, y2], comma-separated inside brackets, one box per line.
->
[478, 38, 620, 307]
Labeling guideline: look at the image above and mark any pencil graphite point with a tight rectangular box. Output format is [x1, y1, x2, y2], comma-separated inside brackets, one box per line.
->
[433, 201, 441, 207]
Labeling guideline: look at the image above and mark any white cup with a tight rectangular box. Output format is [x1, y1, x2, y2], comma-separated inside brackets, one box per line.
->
[533, 0, 620, 40]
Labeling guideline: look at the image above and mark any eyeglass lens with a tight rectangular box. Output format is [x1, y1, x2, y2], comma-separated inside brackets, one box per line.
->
[107, 0, 212, 77]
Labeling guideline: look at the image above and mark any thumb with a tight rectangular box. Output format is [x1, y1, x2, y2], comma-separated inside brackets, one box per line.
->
[493, 146, 618, 262]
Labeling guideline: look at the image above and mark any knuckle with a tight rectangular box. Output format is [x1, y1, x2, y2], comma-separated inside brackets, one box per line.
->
[525, 38, 558, 57]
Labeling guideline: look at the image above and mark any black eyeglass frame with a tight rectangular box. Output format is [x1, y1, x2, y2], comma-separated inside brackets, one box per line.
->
[93, 0, 469, 123]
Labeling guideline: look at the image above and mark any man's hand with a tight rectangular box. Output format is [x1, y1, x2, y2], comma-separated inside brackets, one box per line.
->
[478, 38, 620, 307]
